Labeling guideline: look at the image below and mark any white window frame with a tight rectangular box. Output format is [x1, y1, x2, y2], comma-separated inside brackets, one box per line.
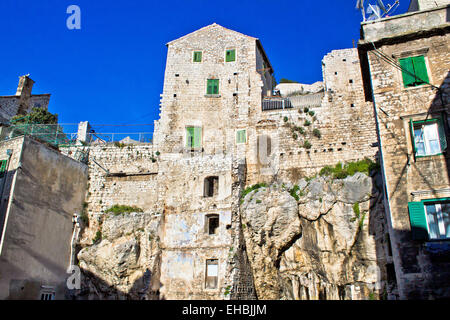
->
[413, 122, 442, 156]
[205, 259, 219, 290]
[424, 202, 450, 240]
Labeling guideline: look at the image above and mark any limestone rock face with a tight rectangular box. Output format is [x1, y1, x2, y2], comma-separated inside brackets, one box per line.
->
[76, 212, 162, 300]
[240, 186, 302, 299]
[240, 173, 390, 300]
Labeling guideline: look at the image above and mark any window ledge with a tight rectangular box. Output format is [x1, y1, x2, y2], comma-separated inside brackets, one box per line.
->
[204, 94, 221, 98]
[415, 153, 446, 161]
[403, 84, 432, 91]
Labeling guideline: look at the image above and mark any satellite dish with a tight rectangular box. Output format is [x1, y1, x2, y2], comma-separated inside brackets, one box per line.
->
[356, 0, 400, 21]
[367, 4, 382, 20]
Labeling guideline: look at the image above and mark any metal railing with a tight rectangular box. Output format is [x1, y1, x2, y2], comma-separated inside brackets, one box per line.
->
[287, 92, 324, 109]
[6, 124, 77, 147]
[87, 132, 153, 144]
[262, 97, 293, 111]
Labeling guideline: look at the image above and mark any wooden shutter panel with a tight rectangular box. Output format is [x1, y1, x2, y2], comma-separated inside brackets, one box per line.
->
[186, 127, 194, 147]
[213, 79, 219, 94]
[408, 201, 428, 240]
[399, 58, 415, 87]
[438, 117, 447, 151]
[207, 80, 212, 95]
[193, 127, 202, 148]
[412, 56, 429, 85]
[0, 160, 7, 178]
[410, 118, 417, 155]
[231, 49, 235, 61]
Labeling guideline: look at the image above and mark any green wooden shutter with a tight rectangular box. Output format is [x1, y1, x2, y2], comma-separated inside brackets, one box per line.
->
[410, 118, 417, 155]
[0, 160, 7, 178]
[412, 56, 429, 85]
[193, 51, 202, 62]
[226, 49, 235, 62]
[213, 79, 219, 94]
[399, 57, 415, 87]
[207, 80, 213, 95]
[408, 201, 429, 240]
[438, 117, 447, 151]
[193, 127, 202, 148]
[186, 127, 194, 147]
[237, 130, 246, 143]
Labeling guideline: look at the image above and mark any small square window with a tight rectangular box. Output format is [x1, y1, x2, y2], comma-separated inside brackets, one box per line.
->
[410, 118, 446, 157]
[205, 214, 219, 235]
[399, 55, 429, 88]
[236, 129, 246, 144]
[204, 176, 219, 197]
[193, 51, 202, 63]
[226, 49, 236, 62]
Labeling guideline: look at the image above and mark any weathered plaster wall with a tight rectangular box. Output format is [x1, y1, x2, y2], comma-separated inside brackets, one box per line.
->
[0, 136, 88, 300]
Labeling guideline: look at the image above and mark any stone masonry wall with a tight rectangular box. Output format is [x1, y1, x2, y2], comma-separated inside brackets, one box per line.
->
[365, 30, 450, 299]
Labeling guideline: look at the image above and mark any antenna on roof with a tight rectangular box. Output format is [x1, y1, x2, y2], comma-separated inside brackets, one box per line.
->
[356, 0, 400, 22]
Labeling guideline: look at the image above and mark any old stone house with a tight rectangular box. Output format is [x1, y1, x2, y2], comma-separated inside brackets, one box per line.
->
[358, 0, 450, 299]
[0, 75, 51, 124]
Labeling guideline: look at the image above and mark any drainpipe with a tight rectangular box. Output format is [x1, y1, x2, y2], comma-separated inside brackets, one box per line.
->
[366, 50, 405, 300]
[68, 213, 81, 271]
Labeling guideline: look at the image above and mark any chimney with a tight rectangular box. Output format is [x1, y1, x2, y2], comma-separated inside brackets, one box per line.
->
[16, 74, 34, 98]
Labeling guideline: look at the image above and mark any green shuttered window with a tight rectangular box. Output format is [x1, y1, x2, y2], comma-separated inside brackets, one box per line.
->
[226, 49, 235, 62]
[186, 127, 202, 148]
[193, 51, 202, 62]
[206, 79, 219, 95]
[0, 160, 7, 178]
[408, 202, 429, 240]
[399, 56, 429, 88]
[408, 200, 450, 241]
[236, 129, 246, 144]
[410, 117, 447, 157]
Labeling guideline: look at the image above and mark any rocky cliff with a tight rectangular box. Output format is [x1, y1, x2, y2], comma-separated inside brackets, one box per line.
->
[73, 171, 393, 300]
[75, 211, 162, 300]
[239, 172, 392, 300]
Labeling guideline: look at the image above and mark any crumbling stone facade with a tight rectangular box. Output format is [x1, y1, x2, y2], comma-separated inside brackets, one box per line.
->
[69, 23, 393, 300]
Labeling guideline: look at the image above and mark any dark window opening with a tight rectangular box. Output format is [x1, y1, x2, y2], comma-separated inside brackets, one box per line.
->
[204, 176, 219, 197]
[386, 263, 397, 285]
[205, 214, 219, 235]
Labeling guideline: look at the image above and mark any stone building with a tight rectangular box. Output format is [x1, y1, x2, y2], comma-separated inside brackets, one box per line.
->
[358, 0, 450, 299]
[70, 23, 392, 300]
[0, 136, 88, 299]
[0, 75, 51, 124]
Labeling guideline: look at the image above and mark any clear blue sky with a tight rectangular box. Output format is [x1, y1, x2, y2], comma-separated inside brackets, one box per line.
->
[0, 0, 410, 133]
